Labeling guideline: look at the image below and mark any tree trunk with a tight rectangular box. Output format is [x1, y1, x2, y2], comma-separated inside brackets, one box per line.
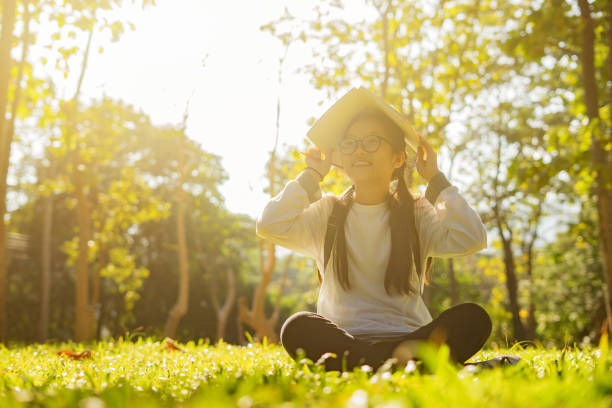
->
[270, 253, 292, 326]
[605, 0, 612, 337]
[492, 133, 525, 342]
[192, 234, 222, 341]
[92, 246, 106, 339]
[524, 244, 537, 340]
[236, 312, 246, 345]
[200, 229, 237, 342]
[96, 284, 106, 340]
[8, 1, 39, 341]
[238, 247, 293, 344]
[525, 256, 536, 340]
[164, 133, 189, 338]
[74, 163, 94, 341]
[576, 301, 607, 342]
[0, 0, 18, 343]
[238, 241, 278, 342]
[578, 0, 612, 334]
[71, 23, 95, 342]
[38, 192, 53, 343]
[494, 207, 526, 342]
[522, 200, 542, 341]
[213, 267, 235, 342]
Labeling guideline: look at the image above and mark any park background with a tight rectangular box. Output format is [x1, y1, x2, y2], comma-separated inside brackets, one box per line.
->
[0, 0, 611, 350]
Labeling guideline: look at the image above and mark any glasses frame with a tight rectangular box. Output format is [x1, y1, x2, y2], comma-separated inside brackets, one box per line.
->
[338, 134, 393, 155]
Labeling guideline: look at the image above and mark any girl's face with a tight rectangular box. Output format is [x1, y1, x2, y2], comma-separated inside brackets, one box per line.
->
[339, 118, 405, 185]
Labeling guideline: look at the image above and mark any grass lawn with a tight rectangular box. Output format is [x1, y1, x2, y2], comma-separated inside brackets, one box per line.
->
[1, 337, 611, 407]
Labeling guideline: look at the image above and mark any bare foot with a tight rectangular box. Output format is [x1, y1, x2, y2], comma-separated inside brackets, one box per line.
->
[391, 339, 424, 366]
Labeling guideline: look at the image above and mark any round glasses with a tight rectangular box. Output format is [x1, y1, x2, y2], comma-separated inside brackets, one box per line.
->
[338, 135, 393, 155]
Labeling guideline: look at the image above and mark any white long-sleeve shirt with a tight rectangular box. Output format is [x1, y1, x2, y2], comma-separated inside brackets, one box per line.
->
[256, 170, 487, 341]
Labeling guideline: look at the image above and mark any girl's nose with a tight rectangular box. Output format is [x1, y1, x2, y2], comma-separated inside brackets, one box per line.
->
[353, 143, 369, 156]
[353, 148, 368, 157]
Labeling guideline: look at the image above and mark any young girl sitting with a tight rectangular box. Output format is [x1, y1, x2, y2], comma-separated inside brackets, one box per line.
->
[256, 89, 517, 371]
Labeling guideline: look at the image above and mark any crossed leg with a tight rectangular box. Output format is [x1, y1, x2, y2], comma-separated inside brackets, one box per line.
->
[280, 302, 492, 372]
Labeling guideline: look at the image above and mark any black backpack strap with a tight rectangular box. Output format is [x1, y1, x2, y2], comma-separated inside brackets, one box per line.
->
[317, 186, 354, 285]
[324, 199, 341, 270]
[316, 198, 341, 285]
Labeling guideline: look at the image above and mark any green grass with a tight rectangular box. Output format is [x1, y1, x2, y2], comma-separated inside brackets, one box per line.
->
[1, 337, 611, 407]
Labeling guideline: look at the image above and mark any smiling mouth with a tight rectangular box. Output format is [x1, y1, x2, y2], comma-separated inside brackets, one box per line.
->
[352, 160, 372, 167]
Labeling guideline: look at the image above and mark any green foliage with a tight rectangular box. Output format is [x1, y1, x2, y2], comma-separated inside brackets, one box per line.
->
[0, 341, 611, 407]
[6, 94, 256, 342]
[532, 198, 605, 346]
[101, 247, 150, 312]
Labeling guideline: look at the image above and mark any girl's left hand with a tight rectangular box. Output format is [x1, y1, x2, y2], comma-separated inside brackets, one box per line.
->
[415, 133, 440, 182]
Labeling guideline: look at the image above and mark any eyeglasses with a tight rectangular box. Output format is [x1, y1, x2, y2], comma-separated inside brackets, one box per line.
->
[338, 135, 393, 155]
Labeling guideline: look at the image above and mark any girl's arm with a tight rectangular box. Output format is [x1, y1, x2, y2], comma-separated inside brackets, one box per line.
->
[256, 170, 333, 259]
[415, 171, 487, 258]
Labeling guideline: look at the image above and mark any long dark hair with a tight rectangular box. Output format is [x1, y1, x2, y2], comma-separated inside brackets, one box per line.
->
[323, 108, 433, 296]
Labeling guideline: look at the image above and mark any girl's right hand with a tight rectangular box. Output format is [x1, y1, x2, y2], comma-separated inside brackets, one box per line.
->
[304, 146, 332, 181]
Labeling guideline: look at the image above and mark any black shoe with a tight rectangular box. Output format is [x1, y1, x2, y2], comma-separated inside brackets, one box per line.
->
[464, 354, 521, 369]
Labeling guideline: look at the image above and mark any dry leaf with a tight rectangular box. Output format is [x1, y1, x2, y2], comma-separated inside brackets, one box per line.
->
[56, 350, 92, 360]
[162, 338, 184, 352]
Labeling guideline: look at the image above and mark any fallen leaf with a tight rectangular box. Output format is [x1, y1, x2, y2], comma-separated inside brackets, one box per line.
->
[57, 350, 93, 360]
[162, 338, 184, 352]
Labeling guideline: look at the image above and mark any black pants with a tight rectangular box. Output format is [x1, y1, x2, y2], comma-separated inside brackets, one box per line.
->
[280, 302, 492, 372]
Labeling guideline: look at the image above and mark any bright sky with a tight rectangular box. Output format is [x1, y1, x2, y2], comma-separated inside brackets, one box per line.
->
[75, 0, 341, 219]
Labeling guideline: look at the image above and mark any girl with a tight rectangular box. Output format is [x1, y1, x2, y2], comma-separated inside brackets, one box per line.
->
[256, 100, 517, 372]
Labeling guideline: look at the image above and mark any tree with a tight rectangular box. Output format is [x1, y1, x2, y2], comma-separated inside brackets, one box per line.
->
[59, 1, 156, 342]
[534, 196, 605, 345]
[499, 0, 612, 334]
[575, 0, 612, 333]
[55, 98, 170, 341]
[0, 0, 18, 342]
[208, 265, 235, 342]
[238, 41, 295, 343]
[164, 119, 190, 339]
[0, 0, 156, 341]
[5, 85, 248, 342]
[65, 19, 96, 343]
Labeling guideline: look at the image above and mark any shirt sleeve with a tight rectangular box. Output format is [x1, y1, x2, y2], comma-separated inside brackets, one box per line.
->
[415, 171, 487, 258]
[255, 170, 333, 259]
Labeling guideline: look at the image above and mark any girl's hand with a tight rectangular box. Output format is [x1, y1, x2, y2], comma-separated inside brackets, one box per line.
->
[415, 133, 440, 183]
[304, 146, 332, 181]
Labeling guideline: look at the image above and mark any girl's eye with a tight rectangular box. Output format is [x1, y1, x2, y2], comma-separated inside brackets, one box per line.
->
[340, 139, 356, 152]
[363, 136, 380, 150]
